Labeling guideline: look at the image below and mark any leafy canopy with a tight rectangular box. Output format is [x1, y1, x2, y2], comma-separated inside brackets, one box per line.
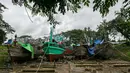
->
[97, 7, 130, 41]
[0, 29, 6, 44]
[0, 2, 15, 33]
[0, 2, 15, 44]
[12, 0, 126, 24]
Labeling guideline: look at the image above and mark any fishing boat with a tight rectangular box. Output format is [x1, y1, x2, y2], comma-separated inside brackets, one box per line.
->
[64, 46, 73, 55]
[8, 38, 42, 62]
[43, 26, 65, 62]
[9, 45, 32, 62]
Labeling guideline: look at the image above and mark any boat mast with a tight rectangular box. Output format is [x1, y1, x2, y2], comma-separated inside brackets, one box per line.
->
[49, 25, 54, 42]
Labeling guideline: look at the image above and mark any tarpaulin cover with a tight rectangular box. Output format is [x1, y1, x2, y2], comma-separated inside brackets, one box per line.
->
[94, 40, 101, 45]
[76, 44, 80, 46]
[5, 39, 12, 44]
[18, 42, 34, 58]
[88, 39, 104, 56]
[94, 39, 104, 45]
[88, 47, 95, 56]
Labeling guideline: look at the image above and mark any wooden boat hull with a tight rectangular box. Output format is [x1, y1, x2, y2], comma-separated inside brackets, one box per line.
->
[43, 46, 65, 55]
[8, 47, 31, 62]
[8, 45, 42, 62]
[45, 54, 64, 62]
[64, 48, 73, 55]
[45, 48, 73, 61]
[43, 42, 65, 62]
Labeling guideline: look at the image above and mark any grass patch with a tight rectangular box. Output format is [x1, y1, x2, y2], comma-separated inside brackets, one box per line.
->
[0, 45, 8, 55]
[0, 45, 7, 50]
[114, 44, 130, 61]
[0, 45, 8, 67]
[0, 56, 8, 67]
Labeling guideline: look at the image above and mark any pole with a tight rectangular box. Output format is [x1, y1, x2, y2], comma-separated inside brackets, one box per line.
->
[49, 26, 53, 42]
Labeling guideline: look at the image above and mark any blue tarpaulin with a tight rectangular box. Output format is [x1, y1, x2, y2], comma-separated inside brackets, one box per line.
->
[94, 40, 101, 45]
[100, 40, 104, 44]
[94, 39, 104, 45]
[88, 39, 104, 56]
[5, 39, 12, 44]
[88, 47, 95, 56]
[76, 44, 80, 46]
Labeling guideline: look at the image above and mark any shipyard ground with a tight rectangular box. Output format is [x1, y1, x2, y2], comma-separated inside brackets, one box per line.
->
[1, 59, 130, 73]
[1, 44, 130, 73]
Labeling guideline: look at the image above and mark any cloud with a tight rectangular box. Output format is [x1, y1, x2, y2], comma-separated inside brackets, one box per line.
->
[1, 0, 123, 39]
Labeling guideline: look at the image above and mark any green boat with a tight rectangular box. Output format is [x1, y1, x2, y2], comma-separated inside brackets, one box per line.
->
[8, 42, 34, 62]
[42, 26, 65, 61]
[8, 36, 42, 62]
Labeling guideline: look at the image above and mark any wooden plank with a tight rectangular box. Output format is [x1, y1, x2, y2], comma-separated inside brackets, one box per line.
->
[0, 67, 13, 69]
[19, 72, 57, 73]
[113, 64, 130, 67]
[30, 65, 55, 68]
[75, 64, 103, 67]
[22, 68, 55, 72]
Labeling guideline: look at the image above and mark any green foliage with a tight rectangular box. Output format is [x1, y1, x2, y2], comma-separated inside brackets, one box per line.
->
[114, 44, 130, 61]
[0, 2, 15, 44]
[96, 7, 130, 41]
[0, 45, 7, 50]
[108, 15, 130, 40]
[0, 45, 8, 67]
[0, 56, 8, 67]
[0, 2, 15, 33]
[19, 35, 32, 38]
[12, 0, 129, 24]
[0, 29, 6, 44]
[62, 28, 98, 44]
[93, 0, 118, 16]
[97, 20, 110, 41]
[63, 29, 84, 43]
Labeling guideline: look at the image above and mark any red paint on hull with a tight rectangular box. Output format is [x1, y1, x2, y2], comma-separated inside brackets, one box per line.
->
[64, 48, 73, 55]
[46, 54, 64, 62]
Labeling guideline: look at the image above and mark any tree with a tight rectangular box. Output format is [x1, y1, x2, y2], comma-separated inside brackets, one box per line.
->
[97, 20, 110, 41]
[62, 28, 98, 44]
[12, 0, 129, 24]
[108, 16, 130, 40]
[62, 29, 84, 44]
[0, 2, 15, 44]
[110, 7, 130, 40]
[19, 35, 32, 38]
[0, 29, 6, 44]
[0, 3, 15, 33]
[96, 7, 130, 41]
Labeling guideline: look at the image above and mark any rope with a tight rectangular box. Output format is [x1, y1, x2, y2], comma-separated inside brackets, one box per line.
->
[24, 4, 33, 23]
[35, 47, 48, 73]
[113, 46, 130, 59]
[87, 43, 109, 60]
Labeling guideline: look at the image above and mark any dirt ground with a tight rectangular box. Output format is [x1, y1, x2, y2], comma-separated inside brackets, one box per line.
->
[56, 60, 130, 73]
[1, 60, 130, 73]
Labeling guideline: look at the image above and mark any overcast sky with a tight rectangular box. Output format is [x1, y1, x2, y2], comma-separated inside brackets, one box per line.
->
[1, 0, 123, 39]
